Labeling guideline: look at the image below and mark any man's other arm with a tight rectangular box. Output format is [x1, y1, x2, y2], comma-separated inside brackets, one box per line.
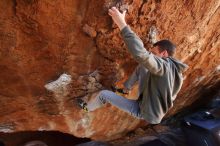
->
[123, 65, 140, 90]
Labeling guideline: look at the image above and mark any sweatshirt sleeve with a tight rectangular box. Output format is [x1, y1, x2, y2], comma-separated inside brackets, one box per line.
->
[123, 66, 140, 90]
[121, 26, 168, 76]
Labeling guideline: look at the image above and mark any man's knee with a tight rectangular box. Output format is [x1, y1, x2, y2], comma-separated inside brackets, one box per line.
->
[98, 90, 115, 101]
[99, 90, 112, 97]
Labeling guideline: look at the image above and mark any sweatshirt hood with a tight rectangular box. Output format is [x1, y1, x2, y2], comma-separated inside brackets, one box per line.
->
[168, 57, 189, 72]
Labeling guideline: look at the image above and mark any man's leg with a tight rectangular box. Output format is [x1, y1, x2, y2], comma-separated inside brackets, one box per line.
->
[86, 90, 142, 119]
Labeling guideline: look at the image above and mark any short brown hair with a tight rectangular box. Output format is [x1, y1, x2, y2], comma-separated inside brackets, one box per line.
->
[153, 40, 176, 56]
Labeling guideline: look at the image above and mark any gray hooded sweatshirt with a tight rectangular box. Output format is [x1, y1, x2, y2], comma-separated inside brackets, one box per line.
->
[121, 26, 188, 124]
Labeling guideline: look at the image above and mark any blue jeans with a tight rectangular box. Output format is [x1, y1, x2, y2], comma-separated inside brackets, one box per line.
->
[87, 90, 143, 119]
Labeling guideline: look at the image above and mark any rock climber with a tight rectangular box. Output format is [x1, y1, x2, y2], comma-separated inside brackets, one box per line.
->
[77, 7, 188, 124]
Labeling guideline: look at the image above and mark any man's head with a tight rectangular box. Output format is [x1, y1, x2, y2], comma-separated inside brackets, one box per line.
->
[149, 40, 176, 58]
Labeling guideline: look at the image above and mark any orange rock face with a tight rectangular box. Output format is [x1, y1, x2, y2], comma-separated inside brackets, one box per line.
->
[0, 0, 219, 140]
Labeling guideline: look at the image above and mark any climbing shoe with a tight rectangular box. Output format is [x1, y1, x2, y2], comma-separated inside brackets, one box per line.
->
[111, 85, 129, 95]
[76, 98, 88, 112]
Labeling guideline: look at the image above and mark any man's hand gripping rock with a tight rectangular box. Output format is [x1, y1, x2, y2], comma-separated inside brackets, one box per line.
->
[108, 7, 127, 30]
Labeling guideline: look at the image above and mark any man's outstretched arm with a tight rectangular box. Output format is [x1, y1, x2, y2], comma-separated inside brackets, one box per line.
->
[108, 7, 168, 76]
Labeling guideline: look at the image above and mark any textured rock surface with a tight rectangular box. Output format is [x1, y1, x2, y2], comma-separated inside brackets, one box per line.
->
[0, 0, 219, 140]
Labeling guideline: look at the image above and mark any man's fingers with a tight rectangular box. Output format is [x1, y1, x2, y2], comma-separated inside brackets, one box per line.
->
[111, 7, 121, 14]
[108, 9, 114, 13]
[111, 7, 117, 11]
[108, 9, 114, 15]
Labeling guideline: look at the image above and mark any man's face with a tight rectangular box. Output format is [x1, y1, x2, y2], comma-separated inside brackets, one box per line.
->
[149, 46, 168, 58]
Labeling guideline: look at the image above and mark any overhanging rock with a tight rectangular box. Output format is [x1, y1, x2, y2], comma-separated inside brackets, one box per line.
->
[0, 0, 219, 140]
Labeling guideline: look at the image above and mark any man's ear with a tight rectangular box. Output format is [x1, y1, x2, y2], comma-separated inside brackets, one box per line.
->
[162, 50, 169, 57]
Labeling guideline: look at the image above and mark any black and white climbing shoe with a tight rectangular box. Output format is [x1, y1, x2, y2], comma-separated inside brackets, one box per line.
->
[111, 85, 129, 95]
[76, 98, 88, 112]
